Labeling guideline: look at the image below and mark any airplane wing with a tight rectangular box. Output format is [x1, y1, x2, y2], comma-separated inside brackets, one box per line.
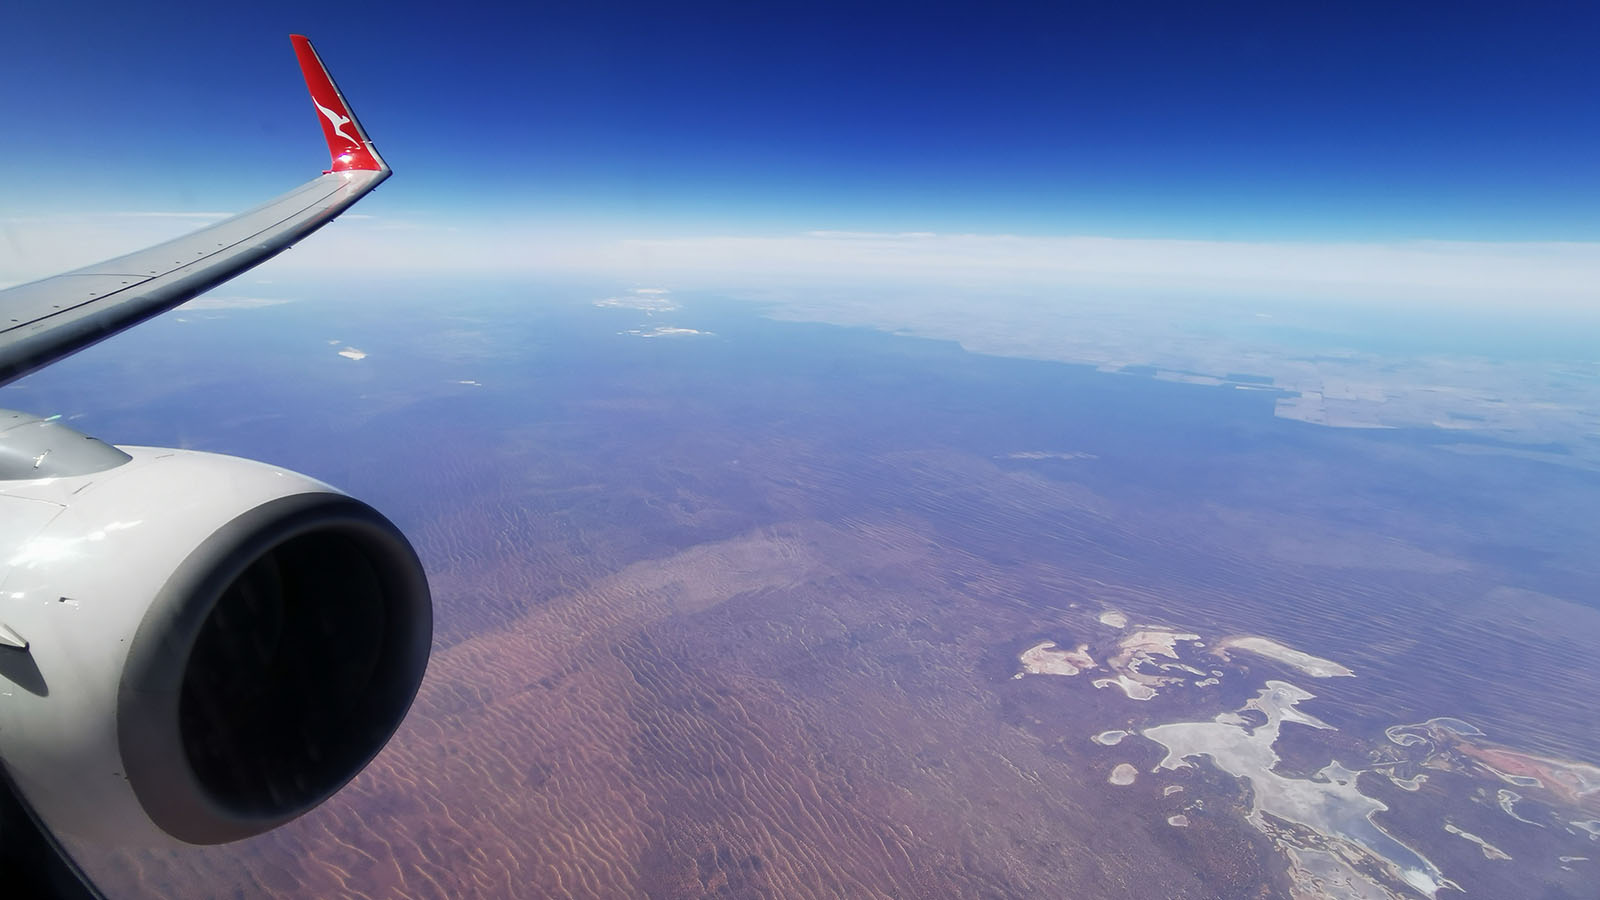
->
[0, 37, 429, 896]
[0, 34, 389, 387]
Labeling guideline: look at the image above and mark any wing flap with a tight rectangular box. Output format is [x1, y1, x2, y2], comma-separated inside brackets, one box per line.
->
[0, 276, 155, 323]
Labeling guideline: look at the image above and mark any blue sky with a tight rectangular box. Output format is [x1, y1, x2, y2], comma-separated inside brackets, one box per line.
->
[3, 1, 1600, 304]
[4, 1, 1598, 237]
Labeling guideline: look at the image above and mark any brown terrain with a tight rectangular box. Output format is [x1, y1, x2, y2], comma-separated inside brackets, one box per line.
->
[41, 294, 1600, 898]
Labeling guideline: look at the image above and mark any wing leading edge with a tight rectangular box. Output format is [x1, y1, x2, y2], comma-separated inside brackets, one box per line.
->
[0, 36, 390, 387]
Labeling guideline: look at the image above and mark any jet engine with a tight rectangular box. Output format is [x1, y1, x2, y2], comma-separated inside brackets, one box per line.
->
[0, 411, 432, 847]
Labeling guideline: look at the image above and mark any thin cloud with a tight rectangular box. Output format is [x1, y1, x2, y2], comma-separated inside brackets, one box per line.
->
[179, 295, 294, 310]
[804, 230, 940, 239]
[102, 211, 233, 220]
[599, 232, 1600, 310]
[6, 212, 1600, 313]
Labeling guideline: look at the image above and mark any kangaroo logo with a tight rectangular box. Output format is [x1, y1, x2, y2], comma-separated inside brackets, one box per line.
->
[315, 99, 359, 146]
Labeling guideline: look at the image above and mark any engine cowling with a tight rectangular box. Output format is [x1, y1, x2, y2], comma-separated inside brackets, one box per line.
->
[0, 424, 431, 847]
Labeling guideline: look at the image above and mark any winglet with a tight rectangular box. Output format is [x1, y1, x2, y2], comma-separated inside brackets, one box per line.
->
[291, 35, 388, 173]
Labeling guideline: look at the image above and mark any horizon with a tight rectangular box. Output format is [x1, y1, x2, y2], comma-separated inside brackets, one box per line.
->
[3, 2, 1600, 314]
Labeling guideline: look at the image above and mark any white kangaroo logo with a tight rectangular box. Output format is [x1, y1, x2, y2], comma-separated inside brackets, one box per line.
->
[315, 99, 359, 146]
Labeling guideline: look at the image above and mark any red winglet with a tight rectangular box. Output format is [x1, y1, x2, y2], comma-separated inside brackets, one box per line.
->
[291, 35, 387, 173]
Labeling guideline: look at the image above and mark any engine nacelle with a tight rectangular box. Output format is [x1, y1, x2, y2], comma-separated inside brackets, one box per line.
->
[0, 420, 431, 847]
